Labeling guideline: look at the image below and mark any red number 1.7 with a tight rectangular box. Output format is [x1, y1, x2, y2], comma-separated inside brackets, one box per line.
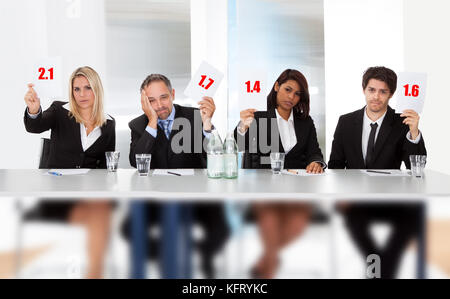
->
[198, 75, 214, 90]
[403, 84, 419, 97]
[38, 67, 54, 80]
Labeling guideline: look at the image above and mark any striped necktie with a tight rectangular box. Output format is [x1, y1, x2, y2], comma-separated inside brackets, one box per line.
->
[161, 119, 171, 139]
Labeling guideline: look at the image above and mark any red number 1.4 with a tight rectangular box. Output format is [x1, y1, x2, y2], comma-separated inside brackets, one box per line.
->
[245, 81, 261, 93]
[198, 75, 214, 90]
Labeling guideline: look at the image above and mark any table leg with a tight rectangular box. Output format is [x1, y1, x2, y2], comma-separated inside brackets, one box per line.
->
[131, 200, 147, 279]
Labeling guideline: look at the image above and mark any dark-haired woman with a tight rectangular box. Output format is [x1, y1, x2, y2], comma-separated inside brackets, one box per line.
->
[234, 69, 326, 278]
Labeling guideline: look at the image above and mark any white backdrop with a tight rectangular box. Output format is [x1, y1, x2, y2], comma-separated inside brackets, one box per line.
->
[0, 0, 106, 169]
[324, 0, 450, 175]
[1, 0, 449, 174]
[324, 0, 404, 164]
[404, 0, 450, 175]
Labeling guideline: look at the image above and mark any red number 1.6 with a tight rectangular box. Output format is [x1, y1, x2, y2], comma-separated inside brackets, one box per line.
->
[198, 75, 214, 90]
[403, 84, 419, 97]
[38, 67, 54, 80]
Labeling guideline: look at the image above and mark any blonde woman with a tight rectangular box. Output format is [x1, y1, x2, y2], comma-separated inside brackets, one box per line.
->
[23, 66, 115, 279]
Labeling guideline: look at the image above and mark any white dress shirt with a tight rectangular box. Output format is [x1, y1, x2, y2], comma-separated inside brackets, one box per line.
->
[79, 123, 102, 152]
[274, 109, 297, 153]
[28, 103, 112, 152]
[362, 108, 421, 160]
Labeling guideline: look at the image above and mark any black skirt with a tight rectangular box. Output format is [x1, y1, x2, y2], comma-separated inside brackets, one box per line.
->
[24, 201, 78, 222]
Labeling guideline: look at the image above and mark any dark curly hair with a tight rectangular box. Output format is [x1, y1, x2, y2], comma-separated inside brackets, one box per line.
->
[362, 66, 397, 94]
[267, 69, 310, 119]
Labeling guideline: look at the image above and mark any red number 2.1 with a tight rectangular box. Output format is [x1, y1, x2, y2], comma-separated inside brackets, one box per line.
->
[245, 81, 261, 93]
[198, 75, 214, 90]
[38, 67, 54, 80]
[403, 84, 419, 97]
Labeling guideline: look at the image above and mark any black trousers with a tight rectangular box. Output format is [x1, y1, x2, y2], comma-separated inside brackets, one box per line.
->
[343, 203, 422, 279]
[121, 202, 230, 277]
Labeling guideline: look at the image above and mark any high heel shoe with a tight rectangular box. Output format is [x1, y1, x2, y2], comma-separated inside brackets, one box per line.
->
[250, 259, 265, 278]
[250, 257, 280, 279]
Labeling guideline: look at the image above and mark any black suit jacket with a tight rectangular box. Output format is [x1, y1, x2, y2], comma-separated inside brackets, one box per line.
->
[233, 109, 325, 169]
[328, 106, 426, 169]
[24, 101, 116, 169]
[129, 104, 207, 169]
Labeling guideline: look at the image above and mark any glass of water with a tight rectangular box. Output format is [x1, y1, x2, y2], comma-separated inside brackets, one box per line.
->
[136, 154, 152, 176]
[270, 153, 285, 175]
[409, 155, 426, 178]
[105, 151, 120, 172]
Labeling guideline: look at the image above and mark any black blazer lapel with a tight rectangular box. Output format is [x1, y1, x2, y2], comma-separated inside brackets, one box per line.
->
[72, 120, 84, 153]
[372, 106, 394, 163]
[168, 104, 183, 141]
[354, 108, 365, 167]
[265, 109, 284, 153]
[167, 105, 188, 160]
[83, 119, 114, 153]
[91, 121, 111, 150]
[287, 115, 305, 154]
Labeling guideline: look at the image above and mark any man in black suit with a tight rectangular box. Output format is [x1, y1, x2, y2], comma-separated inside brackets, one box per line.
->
[122, 74, 229, 278]
[328, 66, 426, 278]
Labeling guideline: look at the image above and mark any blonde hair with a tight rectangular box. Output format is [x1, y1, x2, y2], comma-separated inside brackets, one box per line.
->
[68, 66, 106, 127]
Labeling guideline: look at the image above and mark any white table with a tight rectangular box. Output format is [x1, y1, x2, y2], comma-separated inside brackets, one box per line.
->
[2, 169, 449, 200]
[2, 169, 449, 278]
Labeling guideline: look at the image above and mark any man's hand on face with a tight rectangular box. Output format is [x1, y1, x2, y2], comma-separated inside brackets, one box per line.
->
[198, 96, 216, 131]
[141, 90, 158, 129]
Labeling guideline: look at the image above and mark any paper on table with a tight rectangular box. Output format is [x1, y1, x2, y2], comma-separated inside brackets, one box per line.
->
[46, 169, 91, 176]
[152, 169, 195, 176]
[362, 169, 410, 177]
[282, 169, 327, 176]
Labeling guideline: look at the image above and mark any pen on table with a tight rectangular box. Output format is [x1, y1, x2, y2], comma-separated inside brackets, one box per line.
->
[287, 169, 298, 175]
[366, 170, 391, 175]
[48, 171, 62, 176]
[167, 171, 182, 176]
